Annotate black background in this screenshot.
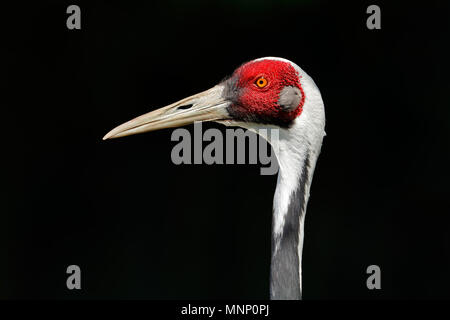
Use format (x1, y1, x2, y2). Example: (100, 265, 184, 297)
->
(2, 0, 450, 299)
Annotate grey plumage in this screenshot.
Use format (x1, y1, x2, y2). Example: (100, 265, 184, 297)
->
(270, 154, 310, 300)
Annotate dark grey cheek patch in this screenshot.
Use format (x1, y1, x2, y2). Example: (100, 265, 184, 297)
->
(221, 76, 240, 103)
(278, 86, 302, 111)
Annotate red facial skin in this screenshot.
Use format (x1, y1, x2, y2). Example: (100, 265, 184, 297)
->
(227, 60, 305, 126)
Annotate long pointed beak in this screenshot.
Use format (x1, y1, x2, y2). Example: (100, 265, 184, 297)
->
(103, 85, 230, 140)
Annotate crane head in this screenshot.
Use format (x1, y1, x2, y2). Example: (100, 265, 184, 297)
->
(224, 58, 304, 128)
(103, 57, 307, 140)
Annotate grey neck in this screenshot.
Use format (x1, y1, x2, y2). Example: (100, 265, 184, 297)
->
(270, 153, 311, 300)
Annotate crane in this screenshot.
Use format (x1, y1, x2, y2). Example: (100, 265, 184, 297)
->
(103, 57, 326, 300)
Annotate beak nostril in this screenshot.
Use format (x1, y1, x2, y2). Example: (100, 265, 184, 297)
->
(177, 104, 193, 110)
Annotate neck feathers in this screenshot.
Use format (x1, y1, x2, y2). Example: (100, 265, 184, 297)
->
(270, 122, 320, 300)
(269, 70, 325, 300)
(270, 151, 311, 300)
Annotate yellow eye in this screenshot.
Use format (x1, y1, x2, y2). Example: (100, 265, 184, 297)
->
(256, 77, 268, 88)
